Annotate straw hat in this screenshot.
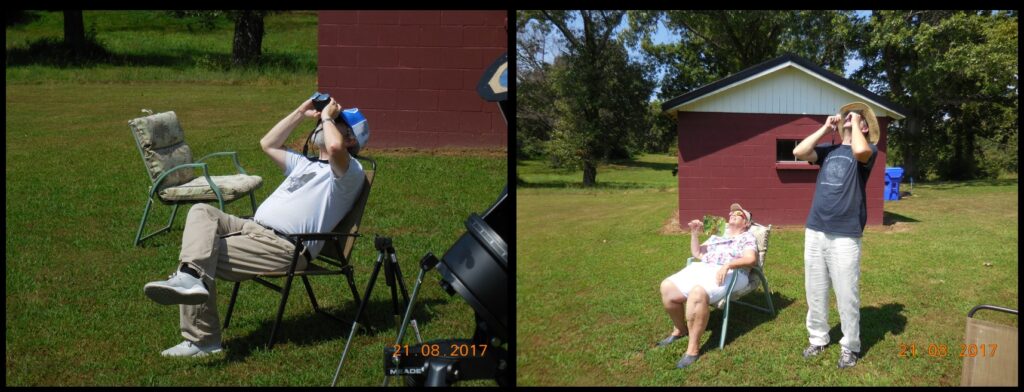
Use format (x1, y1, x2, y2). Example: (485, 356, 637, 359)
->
(838, 102, 880, 144)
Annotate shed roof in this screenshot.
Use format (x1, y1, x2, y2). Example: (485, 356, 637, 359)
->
(661, 53, 907, 120)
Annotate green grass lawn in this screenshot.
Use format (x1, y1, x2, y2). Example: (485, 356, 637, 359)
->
(6, 11, 506, 387)
(518, 153, 678, 190)
(516, 156, 1018, 386)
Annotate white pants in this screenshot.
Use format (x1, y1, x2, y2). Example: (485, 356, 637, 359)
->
(667, 261, 748, 305)
(804, 228, 861, 353)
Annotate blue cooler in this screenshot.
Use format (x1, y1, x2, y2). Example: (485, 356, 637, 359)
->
(884, 167, 904, 201)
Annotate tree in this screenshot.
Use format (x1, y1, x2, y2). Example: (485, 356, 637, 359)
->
(516, 20, 560, 160)
(63, 10, 85, 56)
(628, 10, 860, 101)
(520, 10, 655, 186)
(168, 10, 270, 67)
(230, 10, 266, 66)
(855, 10, 1017, 180)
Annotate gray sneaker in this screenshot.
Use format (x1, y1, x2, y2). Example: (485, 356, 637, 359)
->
(144, 271, 208, 305)
(838, 348, 858, 369)
(802, 344, 827, 359)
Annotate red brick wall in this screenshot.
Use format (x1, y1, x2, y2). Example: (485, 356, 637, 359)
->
(676, 112, 889, 228)
(317, 11, 507, 148)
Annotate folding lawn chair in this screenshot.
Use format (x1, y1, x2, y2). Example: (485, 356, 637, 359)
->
(960, 304, 1017, 386)
(222, 156, 376, 350)
(129, 110, 262, 246)
(685, 222, 775, 349)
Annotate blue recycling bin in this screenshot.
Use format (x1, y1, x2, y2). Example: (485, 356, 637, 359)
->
(884, 167, 904, 201)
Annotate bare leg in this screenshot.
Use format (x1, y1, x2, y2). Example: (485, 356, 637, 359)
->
(660, 279, 688, 336)
(685, 285, 710, 356)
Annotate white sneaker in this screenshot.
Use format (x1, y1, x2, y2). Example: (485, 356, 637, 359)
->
(161, 340, 222, 358)
(144, 271, 209, 305)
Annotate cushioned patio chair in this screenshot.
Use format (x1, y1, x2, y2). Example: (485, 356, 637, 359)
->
(685, 222, 775, 349)
(221, 156, 376, 350)
(130, 110, 262, 246)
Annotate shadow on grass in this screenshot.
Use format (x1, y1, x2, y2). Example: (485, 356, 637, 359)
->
(883, 211, 920, 225)
(218, 296, 447, 363)
(701, 291, 797, 351)
(827, 302, 907, 358)
(6, 37, 314, 71)
(517, 180, 661, 190)
(918, 179, 1018, 190)
(6, 10, 42, 27)
(608, 159, 678, 172)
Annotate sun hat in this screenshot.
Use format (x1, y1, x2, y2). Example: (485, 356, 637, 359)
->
(838, 102, 880, 144)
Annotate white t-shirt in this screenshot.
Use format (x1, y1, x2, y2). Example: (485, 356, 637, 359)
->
(254, 150, 365, 259)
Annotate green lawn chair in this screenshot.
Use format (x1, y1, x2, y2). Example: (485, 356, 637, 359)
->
(129, 110, 262, 246)
(685, 222, 775, 349)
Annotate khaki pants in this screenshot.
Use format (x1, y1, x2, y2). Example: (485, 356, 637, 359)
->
(177, 203, 308, 346)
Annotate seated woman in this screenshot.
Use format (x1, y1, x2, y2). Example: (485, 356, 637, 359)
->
(657, 203, 757, 369)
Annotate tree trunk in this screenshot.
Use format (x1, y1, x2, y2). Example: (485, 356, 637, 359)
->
(902, 115, 921, 181)
(232, 11, 264, 66)
(582, 160, 597, 187)
(63, 10, 85, 56)
(951, 128, 977, 180)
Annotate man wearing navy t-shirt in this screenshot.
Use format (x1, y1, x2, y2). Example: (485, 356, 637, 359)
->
(792, 102, 879, 369)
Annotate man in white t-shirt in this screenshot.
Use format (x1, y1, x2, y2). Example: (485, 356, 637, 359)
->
(141, 96, 369, 357)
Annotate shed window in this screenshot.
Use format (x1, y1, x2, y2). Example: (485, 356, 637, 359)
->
(776, 139, 802, 162)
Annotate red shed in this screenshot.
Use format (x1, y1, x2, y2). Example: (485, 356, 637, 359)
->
(317, 10, 507, 148)
(662, 54, 907, 227)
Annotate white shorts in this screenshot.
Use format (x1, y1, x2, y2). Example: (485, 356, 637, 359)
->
(667, 262, 748, 305)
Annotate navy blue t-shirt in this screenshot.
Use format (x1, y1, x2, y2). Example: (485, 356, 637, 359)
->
(805, 143, 877, 237)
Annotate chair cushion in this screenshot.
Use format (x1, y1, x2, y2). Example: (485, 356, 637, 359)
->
(158, 174, 262, 202)
(130, 111, 195, 187)
(130, 111, 186, 150)
(748, 223, 770, 268)
(146, 144, 195, 189)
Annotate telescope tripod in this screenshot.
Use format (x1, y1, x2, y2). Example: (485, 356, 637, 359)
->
(331, 235, 420, 386)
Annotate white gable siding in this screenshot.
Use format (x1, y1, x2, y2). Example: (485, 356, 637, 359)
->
(676, 64, 899, 119)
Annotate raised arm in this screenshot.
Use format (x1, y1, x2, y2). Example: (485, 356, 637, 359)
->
(261, 99, 319, 171)
(793, 114, 840, 164)
(687, 219, 707, 259)
(319, 98, 352, 177)
(848, 112, 874, 164)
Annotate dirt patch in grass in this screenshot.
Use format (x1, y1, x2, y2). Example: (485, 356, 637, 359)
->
(659, 210, 686, 235)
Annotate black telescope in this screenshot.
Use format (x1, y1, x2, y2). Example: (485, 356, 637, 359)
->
(383, 186, 510, 387)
